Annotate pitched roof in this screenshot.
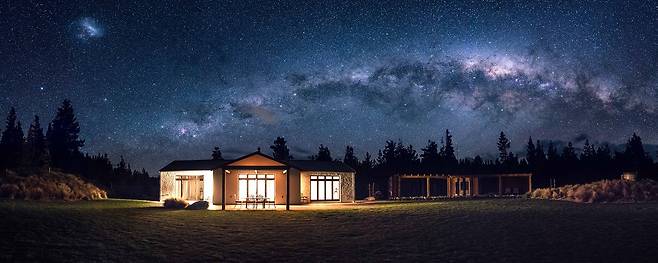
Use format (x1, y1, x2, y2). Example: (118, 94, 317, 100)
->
(160, 152, 356, 173)
(287, 160, 356, 173)
(159, 159, 229, 171)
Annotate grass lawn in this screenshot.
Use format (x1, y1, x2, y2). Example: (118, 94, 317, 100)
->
(1, 199, 658, 262)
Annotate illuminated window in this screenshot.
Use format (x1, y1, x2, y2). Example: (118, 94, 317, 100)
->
(238, 174, 275, 202)
(310, 174, 340, 201)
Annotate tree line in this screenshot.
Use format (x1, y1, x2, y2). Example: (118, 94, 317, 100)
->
(254, 131, 657, 199)
(0, 100, 158, 200)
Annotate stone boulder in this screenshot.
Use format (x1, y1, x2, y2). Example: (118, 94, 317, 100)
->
(186, 200, 209, 210)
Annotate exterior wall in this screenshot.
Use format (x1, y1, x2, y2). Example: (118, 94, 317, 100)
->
(159, 170, 213, 202)
(340, 172, 355, 202)
(299, 170, 311, 201)
(220, 169, 300, 205)
(212, 168, 222, 205)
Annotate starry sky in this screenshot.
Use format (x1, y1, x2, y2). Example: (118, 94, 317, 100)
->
(1, 1, 657, 174)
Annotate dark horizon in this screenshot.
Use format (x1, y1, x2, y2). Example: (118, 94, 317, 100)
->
(2, 1, 657, 174)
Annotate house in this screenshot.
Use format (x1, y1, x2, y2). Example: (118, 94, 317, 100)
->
(159, 151, 356, 210)
(390, 173, 532, 198)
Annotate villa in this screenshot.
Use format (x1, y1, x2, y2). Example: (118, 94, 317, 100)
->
(159, 151, 356, 210)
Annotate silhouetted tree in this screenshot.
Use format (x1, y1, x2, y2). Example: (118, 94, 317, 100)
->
(270, 136, 292, 160)
(497, 131, 510, 162)
(546, 141, 559, 161)
(0, 107, 24, 169)
(420, 140, 440, 168)
(343, 145, 359, 168)
(562, 142, 578, 163)
(441, 129, 457, 166)
(47, 99, 84, 171)
(525, 137, 536, 167)
(211, 146, 223, 160)
(360, 152, 373, 170)
(580, 140, 594, 161)
(535, 140, 546, 164)
(313, 144, 332, 161)
(24, 115, 49, 168)
(623, 133, 651, 170)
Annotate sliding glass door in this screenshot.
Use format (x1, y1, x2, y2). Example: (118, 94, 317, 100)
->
(175, 175, 204, 201)
(238, 174, 275, 201)
(310, 175, 340, 201)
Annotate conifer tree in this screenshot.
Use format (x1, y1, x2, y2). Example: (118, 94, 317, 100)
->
(343, 145, 359, 168)
(211, 146, 223, 160)
(497, 131, 511, 162)
(314, 144, 332, 161)
(47, 100, 84, 170)
(525, 136, 536, 166)
(0, 107, 24, 168)
(25, 115, 49, 168)
(420, 140, 440, 167)
(442, 129, 457, 166)
(270, 136, 291, 160)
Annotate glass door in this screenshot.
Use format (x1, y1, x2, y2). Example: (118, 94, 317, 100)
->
(310, 175, 340, 201)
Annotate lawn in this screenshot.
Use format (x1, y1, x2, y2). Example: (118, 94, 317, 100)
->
(1, 199, 658, 262)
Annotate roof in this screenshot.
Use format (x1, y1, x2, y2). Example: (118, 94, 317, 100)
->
(287, 160, 356, 173)
(160, 153, 356, 173)
(159, 159, 229, 171)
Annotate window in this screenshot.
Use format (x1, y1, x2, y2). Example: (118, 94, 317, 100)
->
(238, 174, 275, 201)
(175, 175, 204, 201)
(310, 174, 340, 201)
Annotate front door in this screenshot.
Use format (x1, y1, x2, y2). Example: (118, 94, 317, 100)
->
(310, 175, 340, 201)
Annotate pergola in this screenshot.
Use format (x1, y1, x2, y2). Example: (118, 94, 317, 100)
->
(390, 173, 532, 198)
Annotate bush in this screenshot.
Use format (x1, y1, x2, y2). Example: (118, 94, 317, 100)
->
(164, 198, 188, 209)
(530, 179, 658, 203)
(0, 170, 107, 201)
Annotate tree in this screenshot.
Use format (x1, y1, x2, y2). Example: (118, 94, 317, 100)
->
(270, 136, 291, 160)
(360, 152, 373, 170)
(47, 99, 84, 170)
(420, 140, 440, 167)
(0, 107, 24, 168)
(314, 144, 332, 161)
(546, 141, 559, 161)
(441, 129, 457, 166)
(562, 142, 578, 162)
(24, 115, 49, 168)
(211, 146, 223, 160)
(595, 144, 612, 162)
(624, 133, 650, 169)
(497, 131, 511, 162)
(581, 139, 595, 161)
(534, 140, 546, 164)
(343, 145, 359, 168)
(525, 136, 536, 166)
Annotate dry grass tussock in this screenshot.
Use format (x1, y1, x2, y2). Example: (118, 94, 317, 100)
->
(530, 179, 658, 203)
(0, 170, 107, 200)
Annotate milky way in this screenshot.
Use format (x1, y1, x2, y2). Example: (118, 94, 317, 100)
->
(1, 1, 657, 173)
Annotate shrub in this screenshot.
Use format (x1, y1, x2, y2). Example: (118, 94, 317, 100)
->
(164, 198, 188, 209)
(0, 170, 107, 201)
(530, 179, 658, 203)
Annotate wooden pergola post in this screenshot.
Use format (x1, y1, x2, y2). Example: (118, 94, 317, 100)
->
(425, 176, 431, 198)
(286, 168, 290, 211)
(446, 176, 451, 197)
(498, 175, 503, 195)
(528, 175, 532, 193)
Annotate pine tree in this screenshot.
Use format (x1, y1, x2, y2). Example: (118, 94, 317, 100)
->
(360, 152, 373, 170)
(497, 131, 511, 162)
(581, 139, 595, 161)
(546, 141, 559, 161)
(25, 115, 49, 168)
(420, 140, 440, 167)
(343, 145, 359, 168)
(211, 146, 223, 160)
(47, 99, 84, 170)
(525, 136, 536, 166)
(314, 144, 332, 161)
(534, 140, 546, 164)
(270, 136, 291, 160)
(0, 107, 24, 168)
(562, 142, 578, 162)
(624, 133, 650, 170)
(442, 129, 457, 165)
(595, 144, 612, 162)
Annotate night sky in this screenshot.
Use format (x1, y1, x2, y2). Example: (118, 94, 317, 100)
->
(1, 1, 657, 174)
